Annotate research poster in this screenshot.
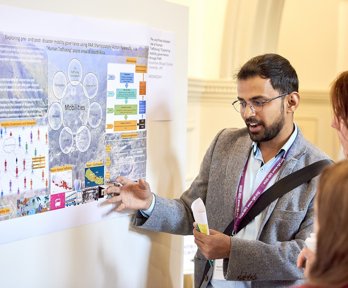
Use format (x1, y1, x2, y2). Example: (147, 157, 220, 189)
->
(0, 30, 148, 222)
(0, 5, 175, 243)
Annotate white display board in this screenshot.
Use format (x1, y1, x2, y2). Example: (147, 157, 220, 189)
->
(0, 4, 176, 244)
(0, 1, 188, 288)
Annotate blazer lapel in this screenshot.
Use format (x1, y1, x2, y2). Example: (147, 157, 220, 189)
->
(257, 131, 307, 238)
(221, 131, 251, 231)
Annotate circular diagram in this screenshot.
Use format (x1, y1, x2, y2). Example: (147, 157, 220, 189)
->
(68, 58, 83, 85)
(76, 126, 91, 152)
(83, 73, 98, 99)
(88, 102, 102, 128)
(48, 102, 63, 130)
(59, 127, 73, 154)
(49, 59, 102, 154)
(52, 71, 67, 99)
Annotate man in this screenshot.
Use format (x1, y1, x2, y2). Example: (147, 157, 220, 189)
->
(106, 54, 330, 287)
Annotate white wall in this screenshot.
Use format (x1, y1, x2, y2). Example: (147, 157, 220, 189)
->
(183, 0, 346, 168)
(278, 0, 341, 91)
(168, 0, 229, 79)
(0, 1, 188, 287)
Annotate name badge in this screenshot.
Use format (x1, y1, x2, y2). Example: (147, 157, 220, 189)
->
(212, 259, 225, 280)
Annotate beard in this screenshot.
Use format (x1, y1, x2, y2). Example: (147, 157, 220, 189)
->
(246, 111, 285, 143)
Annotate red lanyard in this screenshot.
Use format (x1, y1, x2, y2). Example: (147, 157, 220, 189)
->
(233, 149, 288, 234)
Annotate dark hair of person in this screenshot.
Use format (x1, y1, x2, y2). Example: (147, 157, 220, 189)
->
(330, 71, 348, 128)
(236, 53, 298, 94)
(308, 160, 348, 287)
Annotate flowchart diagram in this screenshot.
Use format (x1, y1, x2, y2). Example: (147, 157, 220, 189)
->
(106, 61, 147, 133)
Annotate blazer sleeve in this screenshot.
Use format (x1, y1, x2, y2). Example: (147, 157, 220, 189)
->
(131, 129, 227, 235)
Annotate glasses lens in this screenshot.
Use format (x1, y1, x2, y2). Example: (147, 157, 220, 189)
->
(232, 101, 240, 112)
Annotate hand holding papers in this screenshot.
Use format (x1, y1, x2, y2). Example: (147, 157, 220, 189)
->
(191, 198, 215, 268)
(191, 198, 209, 235)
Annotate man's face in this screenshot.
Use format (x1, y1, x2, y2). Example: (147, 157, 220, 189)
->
(236, 77, 286, 143)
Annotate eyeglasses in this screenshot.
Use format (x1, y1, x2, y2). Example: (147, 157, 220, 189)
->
(232, 93, 289, 113)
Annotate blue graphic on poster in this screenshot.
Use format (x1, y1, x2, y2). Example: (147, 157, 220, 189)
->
(85, 164, 104, 188)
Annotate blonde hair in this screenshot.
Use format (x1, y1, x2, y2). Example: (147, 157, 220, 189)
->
(308, 160, 348, 287)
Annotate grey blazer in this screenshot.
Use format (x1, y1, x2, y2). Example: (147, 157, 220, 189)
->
(133, 128, 331, 288)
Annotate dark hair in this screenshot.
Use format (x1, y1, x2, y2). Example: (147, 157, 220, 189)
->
(330, 71, 348, 128)
(308, 160, 348, 287)
(236, 53, 298, 94)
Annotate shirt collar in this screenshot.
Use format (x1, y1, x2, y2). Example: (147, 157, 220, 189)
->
(252, 124, 298, 159)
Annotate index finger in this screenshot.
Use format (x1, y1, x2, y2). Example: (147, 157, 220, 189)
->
(115, 176, 134, 186)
